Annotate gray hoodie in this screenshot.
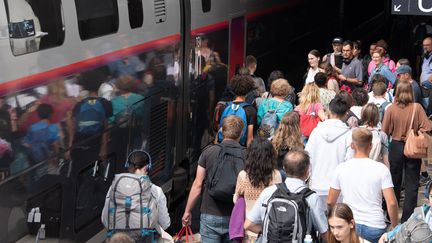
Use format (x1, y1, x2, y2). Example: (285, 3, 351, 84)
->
(305, 119, 353, 195)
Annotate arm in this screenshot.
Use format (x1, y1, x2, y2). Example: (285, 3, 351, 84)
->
(247, 125, 254, 146)
(244, 219, 262, 234)
(327, 188, 341, 212)
(382, 187, 399, 229)
(318, 108, 327, 121)
(233, 171, 244, 203)
(182, 165, 206, 226)
(157, 188, 171, 230)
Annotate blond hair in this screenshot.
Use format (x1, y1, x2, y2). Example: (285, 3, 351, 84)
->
(47, 79, 68, 103)
(270, 78, 291, 97)
(298, 83, 320, 112)
(222, 115, 244, 140)
(352, 127, 372, 149)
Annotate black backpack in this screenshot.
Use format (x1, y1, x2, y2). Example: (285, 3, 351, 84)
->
(205, 144, 245, 202)
(261, 183, 314, 242)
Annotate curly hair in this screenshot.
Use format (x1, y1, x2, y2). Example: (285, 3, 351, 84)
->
(272, 112, 304, 153)
(245, 138, 277, 187)
(230, 74, 255, 96)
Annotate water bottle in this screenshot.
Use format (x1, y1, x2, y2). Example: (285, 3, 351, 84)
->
(304, 234, 313, 243)
(38, 224, 46, 240)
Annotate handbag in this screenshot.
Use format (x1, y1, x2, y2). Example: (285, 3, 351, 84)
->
(403, 104, 430, 159)
(299, 104, 320, 137)
(173, 226, 201, 243)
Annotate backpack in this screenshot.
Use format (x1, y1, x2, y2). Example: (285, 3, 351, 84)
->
(75, 98, 106, 135)
(205, 144, 245, 202)
(376, 101, 391, 122)
(258, 100, 283, 139)
(261, 183, 314, 243)
(212, 101, 227, 133)
(299, 105, 320, 137)
(392, 210, 432, 243)
(103, 173, 158, 241)
(217, 102, 249, 146)
(115, 96, 133, 129)
(369, 129, 385, 162)
(26, 123, 52, 163)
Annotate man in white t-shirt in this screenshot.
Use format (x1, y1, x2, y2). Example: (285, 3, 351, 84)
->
(327, 128, 398, 243)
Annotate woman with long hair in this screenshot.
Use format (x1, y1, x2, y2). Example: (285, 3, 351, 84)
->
(327, 203, 370, 243)
(320, 62, 340, 94)
(305, 49, 323, 84)
(295, 83, 326, 138)
(233, 138, 282, 242)
(360, 103, 389, 167)
(382, 81, 432, 223)
(272, 112, 304, 175)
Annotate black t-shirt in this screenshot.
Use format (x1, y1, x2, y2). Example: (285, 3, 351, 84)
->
(198, 140, 245, 216)
(72, 96, 113, 142)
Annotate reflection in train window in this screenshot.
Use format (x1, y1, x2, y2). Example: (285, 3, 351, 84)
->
(4, 0, 65, 56)
(128, 0, 143, 29)
(74, 0, 119, 40)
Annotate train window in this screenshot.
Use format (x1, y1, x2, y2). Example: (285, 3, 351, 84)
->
(202, 0, 211, 12)
(74, 0, 119, 40)
(4, 0, 65, 56)
(128, 0, 143, 29)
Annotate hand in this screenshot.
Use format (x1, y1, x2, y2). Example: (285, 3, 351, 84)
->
(182, 211, 191, 226)
(338, 74, 347, 81)
(378, 233, 388, 243)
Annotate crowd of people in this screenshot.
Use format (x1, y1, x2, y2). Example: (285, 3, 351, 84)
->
(101, 36, 432, 243)
(178, 37, 432, 243)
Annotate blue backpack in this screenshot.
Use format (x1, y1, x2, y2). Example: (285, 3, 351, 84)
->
(75, 98, 106, 135)
(217, 102, 249, 146)
(26, 123, 52, 163)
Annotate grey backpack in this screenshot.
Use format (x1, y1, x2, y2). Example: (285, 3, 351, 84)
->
(393, 208, 432, 243)
(258, 100, 283, 139)
(102, 173, 159, 240)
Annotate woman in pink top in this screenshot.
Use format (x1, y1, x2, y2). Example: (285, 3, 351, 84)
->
(233, 138, 282, 242)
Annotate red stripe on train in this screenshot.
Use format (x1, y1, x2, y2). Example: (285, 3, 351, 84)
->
(0, 34, 181, 96)
(191, 21, 229, 36)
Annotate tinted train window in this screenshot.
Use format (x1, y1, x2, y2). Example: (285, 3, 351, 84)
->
(128, 0, 143, 29)
(74, 0, 119, 40)
(202, 0, 211, 12)
(4, 0, 65, 56)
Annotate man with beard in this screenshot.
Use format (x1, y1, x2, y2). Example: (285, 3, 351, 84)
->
(420, 36, 432, 116)
(338, 40, 364, 92)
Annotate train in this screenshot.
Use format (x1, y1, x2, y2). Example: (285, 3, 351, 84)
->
(0, 0, 386, 242)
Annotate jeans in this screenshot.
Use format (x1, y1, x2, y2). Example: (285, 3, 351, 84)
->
(200, 213, 232, 243)
(422, 80, 432, 115)
(389, 140, 421, 222)
(356, 224, 386, 243)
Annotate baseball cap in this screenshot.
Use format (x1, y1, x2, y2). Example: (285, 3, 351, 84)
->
(332, 37, 343, 44)
(395, 65, 412, 76)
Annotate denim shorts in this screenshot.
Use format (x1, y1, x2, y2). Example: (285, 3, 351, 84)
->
(200, 213, 232, 243)
(356, 223, 386, 243)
